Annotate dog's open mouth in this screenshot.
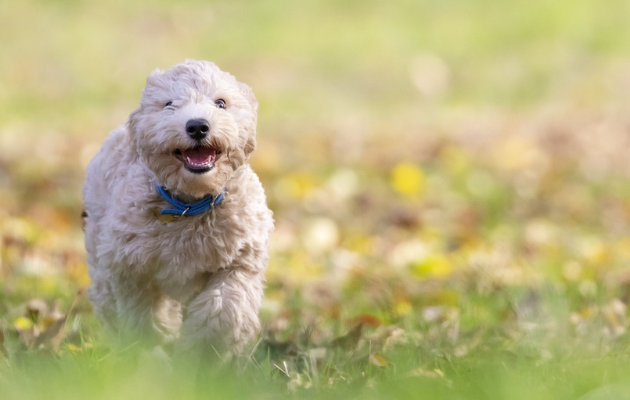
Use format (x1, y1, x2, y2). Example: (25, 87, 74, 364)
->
(173, 146, 220, 174)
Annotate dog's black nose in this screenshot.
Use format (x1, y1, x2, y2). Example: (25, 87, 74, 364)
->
(185, 119, 210, 140)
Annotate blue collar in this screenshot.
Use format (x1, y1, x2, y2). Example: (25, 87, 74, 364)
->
(155, 185, 225, 217)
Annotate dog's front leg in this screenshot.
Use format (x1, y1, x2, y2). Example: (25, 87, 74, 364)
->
(108, 274, 181, 346)
(176, 267, 264, 361)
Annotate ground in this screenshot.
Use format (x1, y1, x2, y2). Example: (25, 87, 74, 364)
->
(2, 0, 630, 398)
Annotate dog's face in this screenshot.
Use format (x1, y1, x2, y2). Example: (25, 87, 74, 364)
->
(129, 60, 258, 199)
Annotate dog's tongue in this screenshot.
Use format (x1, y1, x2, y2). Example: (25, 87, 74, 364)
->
(182, 146, 215, 166)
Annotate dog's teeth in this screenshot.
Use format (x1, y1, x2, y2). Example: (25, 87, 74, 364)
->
(185, 155, 211, 167)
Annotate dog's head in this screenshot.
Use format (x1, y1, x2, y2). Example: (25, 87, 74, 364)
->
(128, 59, 258, 199)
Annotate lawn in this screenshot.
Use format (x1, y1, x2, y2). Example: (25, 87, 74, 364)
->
(2, 0, 630, 398)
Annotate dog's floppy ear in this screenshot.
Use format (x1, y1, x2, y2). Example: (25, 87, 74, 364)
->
(237, 81, 258, 157)
(238, 81, 258, 112)
(126, 105, 147, 154)
(127, 107, 140, 134)
(146, 68, 165, 86)
(244, 129, 256, 156)
(127, 68, 164, 143)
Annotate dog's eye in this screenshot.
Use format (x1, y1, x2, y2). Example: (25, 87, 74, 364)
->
(214, 99, 226, 109)
(165, 101, 173, 108)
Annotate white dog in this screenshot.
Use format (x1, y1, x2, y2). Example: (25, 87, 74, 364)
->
(83, 60, 273, 357)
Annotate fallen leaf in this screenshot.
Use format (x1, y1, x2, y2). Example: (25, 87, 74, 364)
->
(410, 254, 453, 278)
(369, 352, 388, 367)
(391, 163, 425, 197)
(395, 299, 413, 316)
(331, 323, 363, 350)
(32, 316, 67, 352)
(13, 316, 33, 331)
(352, 314, 383, 327)
(65, 343, 82, 353)
(408, 368, 446, 379)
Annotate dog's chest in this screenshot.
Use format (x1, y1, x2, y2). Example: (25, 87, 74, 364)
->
(110, 209, 240, 279)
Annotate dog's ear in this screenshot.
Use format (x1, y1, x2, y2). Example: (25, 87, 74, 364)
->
(237, 81, 258, 112)
(127, 69, 164, 143)
(237, 82, 257, 157)
(127, 107, 143, 151)
(128, 107, 139, 132)
(244, 128, 256, 156)
(146, 68, 165, 86)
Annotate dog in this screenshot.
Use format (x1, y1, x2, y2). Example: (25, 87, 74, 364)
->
(83, 60, 273, 358)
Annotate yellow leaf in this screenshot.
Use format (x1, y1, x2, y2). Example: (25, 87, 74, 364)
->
(369, 353, 389, 367)
(65, 343, 82, 353)
(408, 368, 445, 379)
(274, 172, 318, 200)
(14, 317, 33, 330)
(410, 254, 453, 278)
(431, 290, 460, 306)
(579, 307, 595, 318)
(395, 300, 413, 316)
(391, 163, 425, 197)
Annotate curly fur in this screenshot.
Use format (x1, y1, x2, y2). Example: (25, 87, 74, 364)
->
(83, 60, 273, 356)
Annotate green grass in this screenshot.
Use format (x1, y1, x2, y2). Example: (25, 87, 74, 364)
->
(3, 0, 630, 398)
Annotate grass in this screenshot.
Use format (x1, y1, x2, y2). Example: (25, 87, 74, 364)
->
(3, 0, 630, 398)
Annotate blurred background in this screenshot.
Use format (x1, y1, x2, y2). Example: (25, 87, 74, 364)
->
(2, 0, 630, 348)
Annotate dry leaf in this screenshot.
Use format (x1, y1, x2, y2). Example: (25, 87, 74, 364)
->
(32, 316, 67, 352)
(369, 353, 388, 367)
(352, 314, 383, 327)
(330, 323, 363, 350)
(408, 368, 445, 379)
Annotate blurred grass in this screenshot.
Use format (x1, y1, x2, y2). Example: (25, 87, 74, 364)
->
(3, 0, 630, 398)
